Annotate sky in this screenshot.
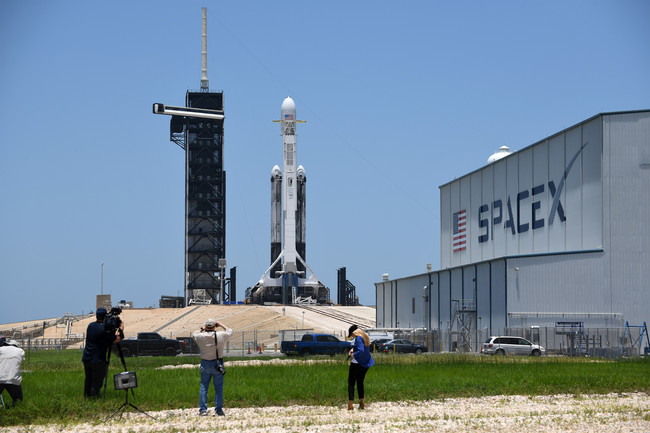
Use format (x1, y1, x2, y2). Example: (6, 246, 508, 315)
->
(1, 1, 649, 325)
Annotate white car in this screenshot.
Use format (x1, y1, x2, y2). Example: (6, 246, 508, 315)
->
(481, 336, 545, 356)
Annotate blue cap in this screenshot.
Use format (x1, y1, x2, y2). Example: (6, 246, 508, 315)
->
(96, 307, 107, 318)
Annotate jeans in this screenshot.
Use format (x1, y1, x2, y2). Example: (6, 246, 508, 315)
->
(348, 362, 369, 400)
(199, 359, 224, 412)
(0, 383, 23, 406)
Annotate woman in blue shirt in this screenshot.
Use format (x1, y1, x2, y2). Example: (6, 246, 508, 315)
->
(347, 325, 374, 410)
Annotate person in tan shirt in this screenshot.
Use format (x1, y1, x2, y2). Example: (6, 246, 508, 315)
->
(192, 318, 233, 416)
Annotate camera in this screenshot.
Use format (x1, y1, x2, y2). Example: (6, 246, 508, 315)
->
(217, 363, 226, 376)
(105, 307, 123, 337)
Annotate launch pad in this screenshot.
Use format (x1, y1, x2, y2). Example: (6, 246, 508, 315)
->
(247, 255, 330, 305)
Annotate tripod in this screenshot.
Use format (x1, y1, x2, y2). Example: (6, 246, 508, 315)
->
(103, 339, 129, 400)
(106, 388, 155, 421)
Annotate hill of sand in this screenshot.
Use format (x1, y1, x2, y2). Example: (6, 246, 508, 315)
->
(0, 305, 376, 353)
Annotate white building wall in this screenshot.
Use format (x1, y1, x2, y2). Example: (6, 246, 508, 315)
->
(379, 110, 650, 332)
(603, 112, 650, 326)
(440, 116, 604, 268)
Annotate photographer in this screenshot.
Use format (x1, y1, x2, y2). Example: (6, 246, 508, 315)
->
(81, 307, 124, 398)
(0, 337, 25, 407)
(192, 318, 233, 416)
(347, 325, 374, 410)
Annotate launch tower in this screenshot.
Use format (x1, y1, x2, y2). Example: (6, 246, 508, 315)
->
(182, 90, 226, 305)
(154, 8, 233, 305)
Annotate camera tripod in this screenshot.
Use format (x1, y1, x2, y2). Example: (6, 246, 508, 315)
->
(105, 388, 155, 421)
(103, 340, 128, 401)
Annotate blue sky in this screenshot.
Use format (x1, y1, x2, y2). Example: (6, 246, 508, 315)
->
(1, 1, 649, 325)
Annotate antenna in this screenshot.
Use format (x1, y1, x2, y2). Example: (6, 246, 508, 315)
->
(200, 7, 209, 91)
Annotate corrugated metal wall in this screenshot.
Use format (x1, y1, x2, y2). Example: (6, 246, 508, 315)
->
(603, 112, 650, 326)
(377, 111, 650, 334)
(440, 116, 604, 268)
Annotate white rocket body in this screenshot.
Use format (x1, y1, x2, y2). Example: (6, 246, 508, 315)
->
(280, 97, 298, 273)
(252, 97, 325, 304)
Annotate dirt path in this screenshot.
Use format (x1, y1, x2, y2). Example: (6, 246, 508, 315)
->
(3, 393, 648, 432)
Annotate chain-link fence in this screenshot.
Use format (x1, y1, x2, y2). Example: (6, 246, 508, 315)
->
(9, 328, 350, 357)
(10, 326, 647, 359)
(431, 326, 648, 358)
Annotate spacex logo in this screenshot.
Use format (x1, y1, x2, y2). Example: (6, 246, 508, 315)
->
(453, 142, 588, 252)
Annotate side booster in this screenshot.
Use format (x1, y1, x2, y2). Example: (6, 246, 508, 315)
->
(270, 165, 282, 279)
(247, 97, 328, 305)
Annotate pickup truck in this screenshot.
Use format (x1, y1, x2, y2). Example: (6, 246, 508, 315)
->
(114, 332, 185, 357)
(281, 333, 352, 356)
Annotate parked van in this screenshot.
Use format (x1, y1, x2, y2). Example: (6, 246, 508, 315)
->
(481, 336, 545, 356)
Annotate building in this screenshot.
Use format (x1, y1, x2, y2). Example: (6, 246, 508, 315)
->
(376, 110, 650, 352)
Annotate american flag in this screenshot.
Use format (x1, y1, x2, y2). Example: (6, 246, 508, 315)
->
(453, 209, 467, 253)
(284, 113, 294, 120)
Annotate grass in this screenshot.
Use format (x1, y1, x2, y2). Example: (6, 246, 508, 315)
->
(1, 351, 648, 427)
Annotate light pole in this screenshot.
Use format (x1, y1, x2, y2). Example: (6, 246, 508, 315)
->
(101, 262, 104, 295)
(302, 311, 305, 329)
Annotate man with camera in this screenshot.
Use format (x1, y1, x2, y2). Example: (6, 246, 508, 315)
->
(192, 318, 233, 416)
(0, 336, 25, 407)
(81, 307, 124, 398)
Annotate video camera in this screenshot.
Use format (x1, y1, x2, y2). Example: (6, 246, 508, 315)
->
(105, 307, 124, 338)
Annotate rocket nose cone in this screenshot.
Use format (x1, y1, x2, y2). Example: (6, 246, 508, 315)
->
(271, 165, 282, 178)
(281, 96, 296, 117)
(281, 96, 295, 110)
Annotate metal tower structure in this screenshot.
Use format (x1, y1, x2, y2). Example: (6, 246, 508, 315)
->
(153, 8, 231, 306)
(337, 267, 357, 306)
(449, 299, 476, 352)
(184, 90, 226, 305)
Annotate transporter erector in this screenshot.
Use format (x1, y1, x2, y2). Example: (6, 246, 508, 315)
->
(247, 97, 329, 305)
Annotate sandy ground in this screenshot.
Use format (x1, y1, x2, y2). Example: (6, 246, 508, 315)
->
(2, 393, 648, 432)
(4, 305, 378, 346)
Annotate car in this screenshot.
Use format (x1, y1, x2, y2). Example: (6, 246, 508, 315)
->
(115, 332, 185, 357)
(369, 338, 391, 352)
(378, 339, 427, 354)
(481, 336, 545, 356)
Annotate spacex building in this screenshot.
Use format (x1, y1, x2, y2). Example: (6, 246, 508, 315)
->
(376, 110, 649, 351)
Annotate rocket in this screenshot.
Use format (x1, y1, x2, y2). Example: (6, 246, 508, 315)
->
(279, 97, 299, 273)
(250, 97, 327, 305)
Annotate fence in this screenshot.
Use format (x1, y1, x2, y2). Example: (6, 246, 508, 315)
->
(180, 330, 310, 356)
(9, 329, 343, 357)
(9, 337, 84, 352)
(431, 326, 647, 358)
(9, 326, 646, 359)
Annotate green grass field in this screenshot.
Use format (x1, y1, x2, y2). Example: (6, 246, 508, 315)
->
(1, 351, 648, 427)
